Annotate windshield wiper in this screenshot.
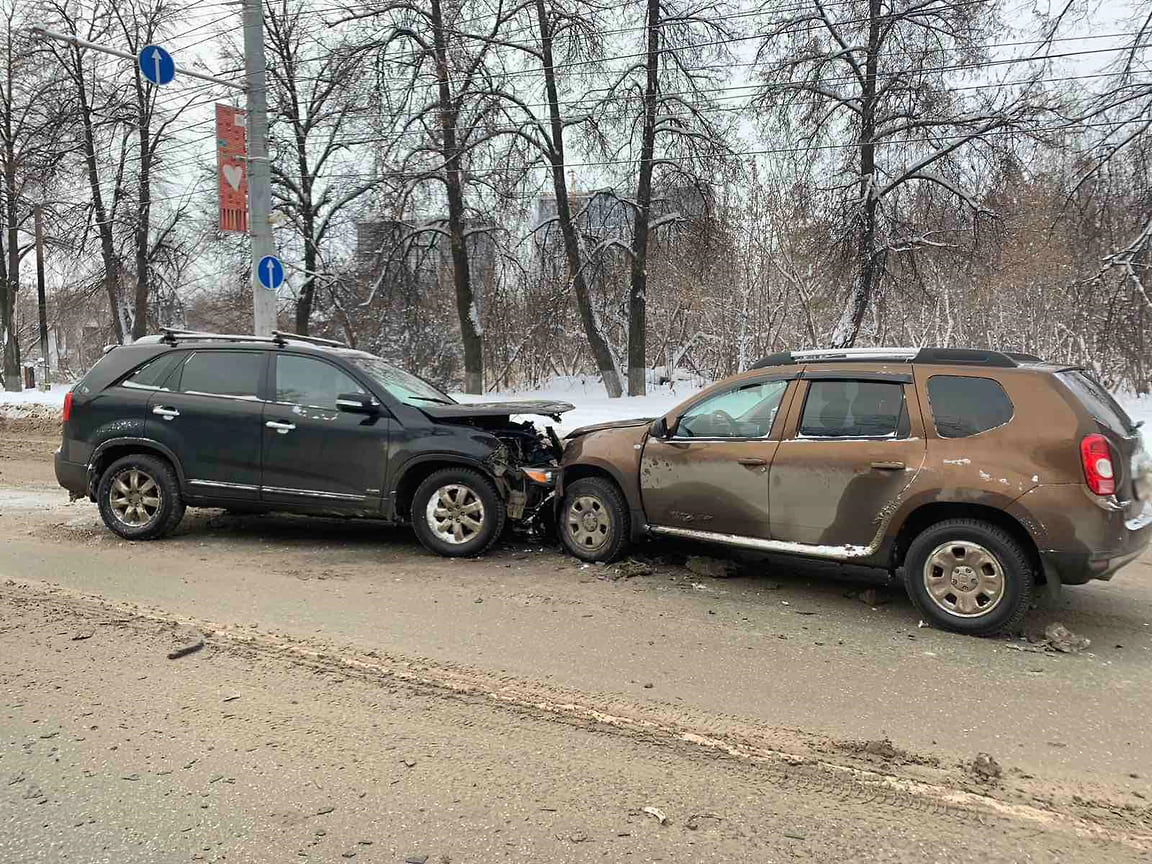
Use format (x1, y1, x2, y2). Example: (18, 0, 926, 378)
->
(409, 395, 453, 405)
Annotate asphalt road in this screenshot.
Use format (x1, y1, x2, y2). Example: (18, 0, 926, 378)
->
(1, 419, 1150, 861)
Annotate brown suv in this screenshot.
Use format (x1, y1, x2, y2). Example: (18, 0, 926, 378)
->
(556, 348, 1152, 635)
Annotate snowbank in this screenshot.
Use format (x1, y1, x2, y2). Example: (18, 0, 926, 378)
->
(0, 384, 69, 420)
(452, 373, 707, 436)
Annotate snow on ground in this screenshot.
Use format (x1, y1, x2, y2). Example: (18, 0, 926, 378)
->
(0, 384, 70, 420)
(452, 372, 708, 436)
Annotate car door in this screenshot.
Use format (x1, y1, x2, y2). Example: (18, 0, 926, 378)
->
(260, 353, 390, 511)
(144, 349, 268, 501)
(640, 377, 794, 539)
(768, 374, 927, 549)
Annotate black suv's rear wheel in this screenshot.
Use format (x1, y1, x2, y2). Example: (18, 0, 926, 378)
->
(411, 467, 506, 557)
(903, 518, 1033, 635)
(559, 477, 629, 563)
(97, 454, 185, 541)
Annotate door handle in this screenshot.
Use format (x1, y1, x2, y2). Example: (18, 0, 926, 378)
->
(871, 461, 906, 471)
(266, 420, 296, 434)
(738, 457, 768, 466)
(152, 406, 179, 420)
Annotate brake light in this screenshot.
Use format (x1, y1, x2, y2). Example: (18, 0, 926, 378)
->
(62, 391, 73, 423)
(1080, 434, 1115, 496)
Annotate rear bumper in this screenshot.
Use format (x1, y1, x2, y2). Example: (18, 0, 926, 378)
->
(1042, 517, 1151, 584)
(54, 449, 89, 498)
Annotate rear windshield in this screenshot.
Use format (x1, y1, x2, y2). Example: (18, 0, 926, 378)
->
(1057, 370, 1136, 435)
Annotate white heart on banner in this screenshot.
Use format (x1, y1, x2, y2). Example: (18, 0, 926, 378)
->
(223, 163, 243, 190)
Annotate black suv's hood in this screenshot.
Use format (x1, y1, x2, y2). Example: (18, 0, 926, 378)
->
(419, 400, 575, 421)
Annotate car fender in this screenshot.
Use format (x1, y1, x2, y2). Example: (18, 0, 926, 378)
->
(88, 437, 189, 490)
(388, 451, 505, 519)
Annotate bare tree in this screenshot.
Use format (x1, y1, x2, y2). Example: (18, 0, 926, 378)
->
(247, 0, 381, 335)
(0, 0, 66, 389)
(342, 0, 524, 393)
(753, 0, 1045, 348)
(589, 0, 735, 394)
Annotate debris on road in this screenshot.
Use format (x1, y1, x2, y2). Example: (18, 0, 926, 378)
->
(970, 752, 1002, 782)
(641, 806, 668, 825)
(1042, 622, 1091, 654)
(166, 632, 205, 660)
(615, 559, 655, 579)
(71, 631, 93, 641)
(685, 555, 738, 578)
(1012, 623, 1092, 654)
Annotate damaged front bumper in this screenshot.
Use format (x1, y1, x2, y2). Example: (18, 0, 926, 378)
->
(507, 467, 557, 522)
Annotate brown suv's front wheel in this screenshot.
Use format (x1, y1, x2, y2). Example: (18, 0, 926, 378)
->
(903, 518, 1034, 635)
(559, 477, 630, 562)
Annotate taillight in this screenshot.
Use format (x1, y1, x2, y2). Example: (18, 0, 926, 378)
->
(1080, 434, 1115, 496)
(62, 391, 73, 423)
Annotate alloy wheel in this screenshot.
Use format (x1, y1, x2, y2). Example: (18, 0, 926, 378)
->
(425, 484, 486, 545)
(108, 467, 163, 528)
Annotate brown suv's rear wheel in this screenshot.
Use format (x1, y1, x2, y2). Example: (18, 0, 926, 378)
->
(903, 518, 1034, 635)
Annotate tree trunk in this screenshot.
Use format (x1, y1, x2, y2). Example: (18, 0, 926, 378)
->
(430, 0, 482, 394)
(131, 72, 152, 341)
(830, 0, 883, 350)
(2, 148, 20, 390)
(535, 0, 622, 398)
(627, 0, 661, 396)
(71, 44, 125, 345)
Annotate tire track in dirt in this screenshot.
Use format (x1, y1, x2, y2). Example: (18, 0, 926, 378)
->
(5, 578, 1150, 853)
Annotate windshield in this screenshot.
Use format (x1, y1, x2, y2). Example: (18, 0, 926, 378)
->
(349, 356, 456, 407)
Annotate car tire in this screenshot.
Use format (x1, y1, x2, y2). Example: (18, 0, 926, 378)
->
(903, 518, 1034, 636)
(411, 467, 506, 557)
(97, 453, 185, 541)
(559, 477, 630, 563)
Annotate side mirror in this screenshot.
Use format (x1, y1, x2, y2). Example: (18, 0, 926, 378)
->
(336, 393, 380, 415)
(650, 417, 671, 439)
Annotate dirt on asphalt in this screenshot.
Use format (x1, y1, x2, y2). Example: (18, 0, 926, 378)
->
(2, 418, 1151, 862)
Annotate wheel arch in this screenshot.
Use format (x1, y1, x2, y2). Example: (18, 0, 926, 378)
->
(88, 438, 186, 497)
(559, 463, 646, 541)
(891, 501, 1043, 581)
(391, 455, 499, 522)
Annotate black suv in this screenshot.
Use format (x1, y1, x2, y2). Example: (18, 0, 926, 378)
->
(54, 330, 572, 556)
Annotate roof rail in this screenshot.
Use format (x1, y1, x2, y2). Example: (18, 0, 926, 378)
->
(750, 346, 1026, 370)
(157, 328, 348, 349)
(271, 330, 347, 348)
(159, 327, 280, 346)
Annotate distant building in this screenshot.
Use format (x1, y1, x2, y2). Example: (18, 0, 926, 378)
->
(533, 183, 713, 261)
(355, 216, 498, 314)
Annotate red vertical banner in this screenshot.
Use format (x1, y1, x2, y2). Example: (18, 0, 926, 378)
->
(216, 104, 248, 233)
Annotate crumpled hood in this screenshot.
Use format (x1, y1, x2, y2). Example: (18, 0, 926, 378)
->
(419, 400, 575, 421)
(565, 417, 655, 440)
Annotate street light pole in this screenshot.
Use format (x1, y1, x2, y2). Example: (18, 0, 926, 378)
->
(242, 0, 277, 336)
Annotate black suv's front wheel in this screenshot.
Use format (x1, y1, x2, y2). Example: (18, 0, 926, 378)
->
(96, 453, 186, 541)
(903, 518, 1034, 635)
(411, 467, 506, 557)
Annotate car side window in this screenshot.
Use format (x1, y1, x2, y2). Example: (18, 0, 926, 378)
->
(122, 353, 183, 390)
(177, 351, 264, 399)
(675, 380, 788, 439)
(799, 380, 908, 439)
(927, 375, 1014, 438)
(276, 355, 365, 410)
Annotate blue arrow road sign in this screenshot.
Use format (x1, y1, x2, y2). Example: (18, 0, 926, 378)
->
(139, 44, 175, 86)
(257, 255, 285, 291)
